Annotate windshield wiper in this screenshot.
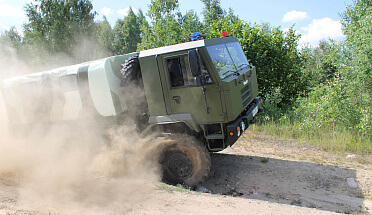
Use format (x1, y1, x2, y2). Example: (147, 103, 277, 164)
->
(221, 64, 252, 79)
(221, 70, 235, 78)
(237, 64, 253, 77)
(237, 64, 252, 71)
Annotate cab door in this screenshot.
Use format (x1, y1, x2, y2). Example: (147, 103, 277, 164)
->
(161, 50, 224, 123)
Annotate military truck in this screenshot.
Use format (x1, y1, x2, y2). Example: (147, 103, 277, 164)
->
(1, 32, 262, 187)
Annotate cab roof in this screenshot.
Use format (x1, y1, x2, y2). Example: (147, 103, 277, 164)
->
(139, 36, 239, 58)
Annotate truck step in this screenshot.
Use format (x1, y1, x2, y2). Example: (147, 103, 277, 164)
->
(205, 134, 224, 139)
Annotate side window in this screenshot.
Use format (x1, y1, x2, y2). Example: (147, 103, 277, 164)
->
(200, 55, 213, 84)
(166, 56, 186, 87)
(167, 53, 212, 88)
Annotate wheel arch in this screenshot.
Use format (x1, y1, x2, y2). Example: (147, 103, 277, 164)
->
(154, 134, 211, 187)
(141, 113, 201, 137)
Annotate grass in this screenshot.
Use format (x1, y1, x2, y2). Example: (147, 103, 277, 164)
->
(250, 120, 372, 154)
(290, 199, 302, 206)
(260, 158, 269, 163)
(264, 192, 271, 198)
(155, 184, 193, 193)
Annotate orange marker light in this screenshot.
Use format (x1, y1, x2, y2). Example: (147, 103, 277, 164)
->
(229, 132, 234, 136)
(237, 126, 241, 131)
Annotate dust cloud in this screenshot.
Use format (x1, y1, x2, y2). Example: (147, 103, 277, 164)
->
(0, 43, 161, 214)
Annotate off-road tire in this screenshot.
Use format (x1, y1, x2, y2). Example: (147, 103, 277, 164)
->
(155, 135, 211, 188)
(119, 55, 148, 128)
(120, 55, 141, 86)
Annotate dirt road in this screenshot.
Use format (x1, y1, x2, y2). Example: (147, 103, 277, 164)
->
(0, 131, 371, 215)
(201, 133, 372, 214)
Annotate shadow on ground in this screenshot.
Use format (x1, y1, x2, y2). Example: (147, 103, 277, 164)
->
(200, 153, 365, 214)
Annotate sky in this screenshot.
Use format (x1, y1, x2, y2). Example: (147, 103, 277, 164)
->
(0, 0, 354, 46)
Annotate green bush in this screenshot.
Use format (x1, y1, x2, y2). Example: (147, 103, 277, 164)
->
(358, 108, 372, 140)
(294, 77, 361, 133)
(258, 87, 284, 122)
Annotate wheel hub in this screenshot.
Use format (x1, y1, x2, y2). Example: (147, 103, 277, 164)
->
(166, 152, 193, 178)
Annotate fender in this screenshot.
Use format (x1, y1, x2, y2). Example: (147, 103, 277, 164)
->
(141, 113, 201, 137)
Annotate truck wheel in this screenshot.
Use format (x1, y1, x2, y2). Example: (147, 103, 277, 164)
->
(156, 135, 211, 188)
(120, 55, 141, 86)
(119, 55, 148, 126)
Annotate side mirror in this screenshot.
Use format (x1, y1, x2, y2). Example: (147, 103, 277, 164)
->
(188, 50, 201, 76)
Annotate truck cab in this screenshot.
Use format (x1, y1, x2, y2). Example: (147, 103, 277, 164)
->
(139, 35, 262, 152)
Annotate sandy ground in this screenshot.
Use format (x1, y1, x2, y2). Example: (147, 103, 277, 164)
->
(0, 131, 371, 215)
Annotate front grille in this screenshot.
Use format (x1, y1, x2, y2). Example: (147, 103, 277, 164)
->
(241, 84, 252, 108)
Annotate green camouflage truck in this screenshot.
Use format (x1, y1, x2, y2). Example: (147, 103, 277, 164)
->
(1, 33, 262, 187)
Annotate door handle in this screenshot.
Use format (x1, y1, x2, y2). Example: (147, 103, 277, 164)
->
(172, 96, 181, 104)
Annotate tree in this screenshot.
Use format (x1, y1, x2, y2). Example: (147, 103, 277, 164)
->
(113, 7, 141, 54)
(341, 0, 372, 138)
(96, 16, 114, 55)
(179, 10, 203, 40)
(147, 0, 180, 20)
(136, 9, 147, 37)
(23, 0, 97, 64)
(209, 8, 244, 39)
(201, 0, 224, 32)
(240, 24, 304, 107)
(0, 27, 22, 48)
(206, 8, 304, 107)
(341, 0, 372, 98)
(300, 40, 349, 93)
(0, 27, 24, 73)
(138, 0, 183, 50)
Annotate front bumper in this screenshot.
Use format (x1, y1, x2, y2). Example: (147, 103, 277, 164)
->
(225, 97, 263, 146)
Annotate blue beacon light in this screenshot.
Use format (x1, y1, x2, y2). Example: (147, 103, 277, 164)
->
(190, 32, 201, 41)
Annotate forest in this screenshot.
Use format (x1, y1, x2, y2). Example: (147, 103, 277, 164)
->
(0, 0, 371, 153)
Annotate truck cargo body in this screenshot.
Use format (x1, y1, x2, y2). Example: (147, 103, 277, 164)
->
(1, 53, 137, 135)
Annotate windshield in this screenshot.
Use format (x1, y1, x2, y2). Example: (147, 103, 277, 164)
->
(206, 42, 250, 80)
